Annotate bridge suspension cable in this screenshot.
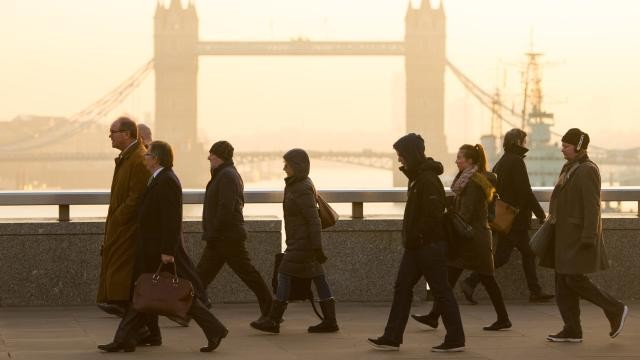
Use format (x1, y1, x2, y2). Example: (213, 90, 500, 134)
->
(0, 59, 154, 152)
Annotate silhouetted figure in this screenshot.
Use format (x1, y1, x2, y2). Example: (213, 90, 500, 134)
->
(251, 148, 339, 334)
(461, 128, 553, 304)
(196, 141, 273, 325)
(412, 144, 511, 332)
(97, 117, 149, 318)
(98, 141, 228, 353)
(368, 134, 464, 353)
(137, 123, 152, 149)
(544, 128, 628, 343)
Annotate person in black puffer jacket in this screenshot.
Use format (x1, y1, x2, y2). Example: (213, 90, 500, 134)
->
(368, 133, 465, 353)
(250, 148, 339, 334)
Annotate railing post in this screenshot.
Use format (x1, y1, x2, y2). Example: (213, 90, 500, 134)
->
(352, 202, 364, 219)
(58, 204, 70, 222)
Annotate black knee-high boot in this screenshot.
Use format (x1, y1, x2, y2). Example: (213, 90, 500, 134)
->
(308, 298, 339, 333)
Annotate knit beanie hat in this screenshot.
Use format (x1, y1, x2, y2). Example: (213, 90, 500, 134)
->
(561, 128, 590, 151)
(209, 141, 234, 161)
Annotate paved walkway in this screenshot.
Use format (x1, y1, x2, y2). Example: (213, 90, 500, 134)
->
(0, 302, 637, 359)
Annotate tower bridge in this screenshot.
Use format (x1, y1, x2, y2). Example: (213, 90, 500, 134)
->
(1, 0, 638, 190)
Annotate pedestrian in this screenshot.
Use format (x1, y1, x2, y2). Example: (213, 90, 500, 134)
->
(543, 128, 628, 343)
(412, 144, 512, 331)
(98, 141, 228, 353)
(460, 128, 554, 304)
(97, 117, 149, 317)
(367, 133, 465, 353)
(250, 148, 339, 334)
(137, 123, 152, 149)
(196, 141, 273, 325)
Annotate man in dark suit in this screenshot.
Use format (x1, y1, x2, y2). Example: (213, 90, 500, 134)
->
(196, 141, 273, 324)
(98, 141, 228, 353)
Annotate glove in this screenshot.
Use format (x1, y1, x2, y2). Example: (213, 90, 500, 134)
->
(314, 249, 328, 264)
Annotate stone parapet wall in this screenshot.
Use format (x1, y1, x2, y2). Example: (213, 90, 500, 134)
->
(0, 217, 638, 306)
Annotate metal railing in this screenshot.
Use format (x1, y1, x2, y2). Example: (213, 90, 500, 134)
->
(0, 187, 639, 222)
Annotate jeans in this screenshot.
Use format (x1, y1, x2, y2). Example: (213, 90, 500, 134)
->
(555, 272, 623, 334)
(383, 241, 465, 345)
(465, 229, 542, 294)
(276, 273, 333, 302)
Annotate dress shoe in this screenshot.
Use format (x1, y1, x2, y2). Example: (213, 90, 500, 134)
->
(97, 341, 136, 352)
(483, 319, 512, 331)
(200, 329, 228, 352)
(97, 303, 126, 318)
(166, 314, 191, 327)
(529, 291, 554, 303)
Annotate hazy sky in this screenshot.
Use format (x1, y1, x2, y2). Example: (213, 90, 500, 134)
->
(2, 0, 640, 152)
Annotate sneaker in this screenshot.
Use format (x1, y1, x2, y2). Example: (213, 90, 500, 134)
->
(546, 329, 582, 343)
(529, 291, 554, 303)
(608, 304, 629, 338)
(367, 337, 400, 351)
(411, 314, 438, 329)
(431, 342, 465, 352)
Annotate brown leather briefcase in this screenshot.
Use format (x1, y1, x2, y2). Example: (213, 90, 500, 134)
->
(132, 262, 194, 319)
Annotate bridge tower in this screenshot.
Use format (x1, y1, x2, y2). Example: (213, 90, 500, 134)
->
(154, 0, 201, 184)
(404, 1, 448, 161)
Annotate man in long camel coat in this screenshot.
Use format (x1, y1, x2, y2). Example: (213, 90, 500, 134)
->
(97, 116, 150, 317)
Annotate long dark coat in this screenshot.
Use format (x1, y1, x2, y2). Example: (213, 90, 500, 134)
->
(133, 168, 209, 304)
(98, 141, 149, 303)
(539, 157, 609, 274)
(492, 144, 546, 230)
(202, 161, 247, 243)
(449, 172, 496, 275)
(278, 149, 324, 279)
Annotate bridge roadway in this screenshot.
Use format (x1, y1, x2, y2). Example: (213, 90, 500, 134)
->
(0, 151, 397, 170)
(197, 40, 405, 56)
(0, 302, 637, 359)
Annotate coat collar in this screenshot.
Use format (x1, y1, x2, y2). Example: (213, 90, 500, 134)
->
(114, 140, 141, 166)
(505, 144, 529, 158)
(147, 167, 169, 189)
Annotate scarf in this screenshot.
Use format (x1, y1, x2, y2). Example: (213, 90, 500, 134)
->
(548, 152, 589, 222)
(451, 165, 478, 195)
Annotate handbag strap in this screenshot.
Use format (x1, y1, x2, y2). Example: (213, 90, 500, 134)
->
(153, 262, 179, 283)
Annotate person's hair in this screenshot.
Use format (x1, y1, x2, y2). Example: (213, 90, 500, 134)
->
(116, 116, 138, 139)
(137, 123, 151, 139)
(503, 128, 527, 150)
(148, 141, 173, 168)
(459, 143, 488, 172)
(209, 140, 234, 161)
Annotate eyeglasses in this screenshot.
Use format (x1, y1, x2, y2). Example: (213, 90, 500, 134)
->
(109, 129, 127, 135)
